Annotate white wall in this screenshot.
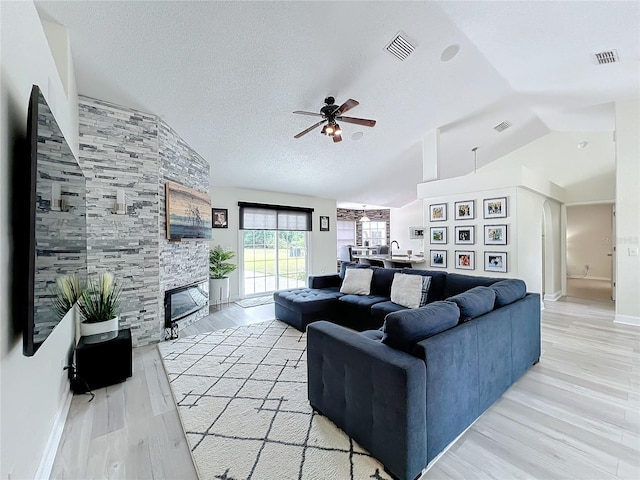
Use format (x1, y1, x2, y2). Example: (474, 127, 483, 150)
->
(477, 131, 615, 204)
(389, 200, 424, 254)
(1, 2, 78, 479)
(418, 170, 563, 299)
(542, 200, 563, 299)
(419, 186, 520, 279)
(209, 187, 337, 299)
(566, 204, 613, 280)
(614, 101, 640, 324)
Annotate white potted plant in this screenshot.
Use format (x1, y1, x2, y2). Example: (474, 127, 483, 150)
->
(51, 273, 85, 343)
(209, 245, 237, 304)
(78, 272, 122, 338)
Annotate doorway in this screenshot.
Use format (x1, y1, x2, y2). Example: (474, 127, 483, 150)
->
(565, 203, 614, 302)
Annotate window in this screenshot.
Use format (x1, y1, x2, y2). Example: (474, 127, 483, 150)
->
(239, 202, 312, 295)
(361, 221, 387, 246)
(337, 220, 356, 250)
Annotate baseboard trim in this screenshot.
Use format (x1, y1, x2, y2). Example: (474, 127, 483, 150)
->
(614, 314, 640, 327)
(35, 386, 73, 480)
(544, 291, 562, 302)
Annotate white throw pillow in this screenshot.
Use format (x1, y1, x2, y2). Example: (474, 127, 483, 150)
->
(390, 273, 432, 309)
(340, 268, 374, 295)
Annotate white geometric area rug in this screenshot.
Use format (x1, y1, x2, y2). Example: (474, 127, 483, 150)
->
(158, 320, 392, 480)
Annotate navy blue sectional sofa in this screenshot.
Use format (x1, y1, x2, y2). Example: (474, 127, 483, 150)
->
(274, 263, 541, 480)
(275, 262, 505, 332)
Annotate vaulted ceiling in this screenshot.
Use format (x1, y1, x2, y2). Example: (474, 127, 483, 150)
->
(36, 1, 639, 207)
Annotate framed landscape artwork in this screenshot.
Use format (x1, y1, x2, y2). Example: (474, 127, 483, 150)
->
(483, 197, 507, 219)
(320, 216, 330, 231)
(455, 250, 475, 270)
(430, 227, 447, 244)
(484, 224, 507, 245)
(485, 251, 507, 273)
(429, 203, 447, 222)
(166, 182, 212, 240)
(454, 200, 475, 220)
(455, 226, 475, 245)
(430, 250, 447, 268)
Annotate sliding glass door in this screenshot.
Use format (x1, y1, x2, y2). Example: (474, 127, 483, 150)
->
(242, 230, 307, 295)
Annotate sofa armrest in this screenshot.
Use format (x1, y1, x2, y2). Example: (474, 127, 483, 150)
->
(307, 321, 427, 480)
(308, 274, 342, 289)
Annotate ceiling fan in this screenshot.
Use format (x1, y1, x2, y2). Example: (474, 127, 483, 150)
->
(293, 96, 376, 143)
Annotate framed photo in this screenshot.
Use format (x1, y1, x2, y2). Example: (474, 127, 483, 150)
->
(430, 226, 447, 244)
(455, 225, 475, 245)
(454, 200, 475, 220)
(320, 216, 330, 231)
(429, 203, 447, 222)
(409, 226, 425, 239)
(484, 224, 507, 245)
(212, 208, 228, 228)
(455, 250, 475, 270)
(485, 251, 507, 273)
(430, 250, 447, 268)
(483, 197, 507, 219)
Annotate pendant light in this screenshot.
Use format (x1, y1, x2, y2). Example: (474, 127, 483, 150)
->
(359, 205, 370, 222)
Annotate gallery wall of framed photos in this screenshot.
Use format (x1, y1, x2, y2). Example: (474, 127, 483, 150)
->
(423, 187, 516, 277)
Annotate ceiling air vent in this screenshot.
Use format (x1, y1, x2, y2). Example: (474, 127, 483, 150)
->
(594, 50, 619, 64)
(494, 121, 512, 133)
(385, 31, 416, 61)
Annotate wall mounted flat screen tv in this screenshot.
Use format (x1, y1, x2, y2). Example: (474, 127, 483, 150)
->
(165, 181, 212, 240)
(23, 85, 87, 356)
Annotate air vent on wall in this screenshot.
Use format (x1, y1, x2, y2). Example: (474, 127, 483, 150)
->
(385, 31, 416, 61)
(493, 121, 512, 133)
(594, 50, 619, 64)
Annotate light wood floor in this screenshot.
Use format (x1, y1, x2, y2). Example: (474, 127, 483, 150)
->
(51, 298, 639, 479)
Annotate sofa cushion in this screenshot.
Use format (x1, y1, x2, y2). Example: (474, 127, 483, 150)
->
(382, 301, 460, 353)
(390, 273, 431, 309)
(447, 286, 496, 322)
(339, 261, 369, 280)
(444, 273, 501, 298)
(490, 279, 526, 307)
(370, 267, 403, 297)
(360, 329, 384, 342)
(274, 288, 342, 314)
(340, 268, 373, 295)
(402, 269, 447, 303)
(370, 301, 409, 325)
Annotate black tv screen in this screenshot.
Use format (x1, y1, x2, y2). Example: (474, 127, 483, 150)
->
(23, 85, 87, 356)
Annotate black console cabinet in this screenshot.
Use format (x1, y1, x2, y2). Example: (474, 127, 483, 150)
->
(75, 328, 132, 392)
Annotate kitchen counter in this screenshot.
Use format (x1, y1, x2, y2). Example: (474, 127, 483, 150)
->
(352, 254, 426, 265)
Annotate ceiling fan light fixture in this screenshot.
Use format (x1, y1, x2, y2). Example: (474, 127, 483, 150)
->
(360, 205, 370, 222)
(334, 123, 342, 135)
(325, 124, 335, 135)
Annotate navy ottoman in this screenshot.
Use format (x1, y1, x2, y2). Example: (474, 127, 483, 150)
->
(274, 288, 343, 331)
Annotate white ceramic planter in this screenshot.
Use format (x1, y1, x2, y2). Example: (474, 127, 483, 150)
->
(80, 315, 119, 338)
(209, 277, 230, 305)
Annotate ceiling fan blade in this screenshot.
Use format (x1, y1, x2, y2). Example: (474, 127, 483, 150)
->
(293, 110, 323, 117)
(332, 133, 343, 143)
(294, 119, 326, 138)
(336, 116, 376, 127)
(335, 99, 359, 115)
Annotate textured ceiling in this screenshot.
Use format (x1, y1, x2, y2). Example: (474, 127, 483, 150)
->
(35, 1, 639, 207)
